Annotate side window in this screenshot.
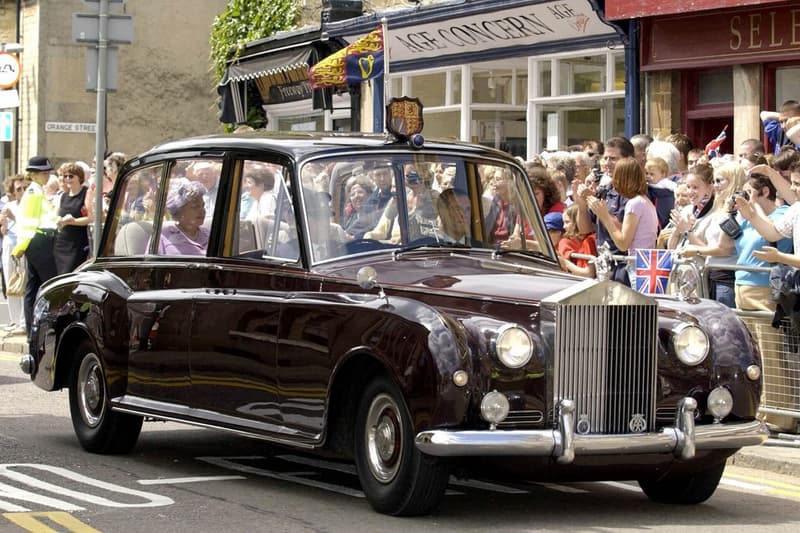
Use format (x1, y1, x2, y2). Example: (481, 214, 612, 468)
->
(230, 160, 299, 262)
(155, 159, 221, 256)
(105, 165, 162, 257)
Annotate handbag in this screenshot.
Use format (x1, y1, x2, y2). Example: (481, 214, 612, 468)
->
(6, 257, 25, 296)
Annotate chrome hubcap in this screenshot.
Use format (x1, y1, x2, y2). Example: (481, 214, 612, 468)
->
(77, 353, 105, 428)
(365, 393, 403, 483)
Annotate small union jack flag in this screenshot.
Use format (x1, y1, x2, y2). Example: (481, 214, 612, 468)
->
(634, 249, 673, 294)
(704, 125, 728, 158)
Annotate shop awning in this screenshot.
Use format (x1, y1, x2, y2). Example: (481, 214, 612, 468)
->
(226, 46, 312, 84)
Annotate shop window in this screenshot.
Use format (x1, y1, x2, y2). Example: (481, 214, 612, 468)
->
(516, 73, 528, 103)
(411, 72, 447, 107)
(424, 110, 460, 139)
(697, 69, 733, 105)
(450, 69, 462, 105)
(559, 55, 606, 95)
(537, 61, 552, 97)
(528, 49, 625, 153)
(776, 67, 800, 107)
(473, 110, 526, 157)
(614, 54, 625, 91)
(473, 69, 514, 104)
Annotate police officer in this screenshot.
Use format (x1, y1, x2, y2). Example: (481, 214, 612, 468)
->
(12, 156, 59, 338)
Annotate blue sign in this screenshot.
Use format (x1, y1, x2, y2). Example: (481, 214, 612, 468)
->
(0, 111, 13, 142)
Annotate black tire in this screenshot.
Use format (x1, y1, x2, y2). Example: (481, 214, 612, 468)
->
(68, 341, 143, 454)
(638, 461, 726, 504)
(354, 376, 450, 516)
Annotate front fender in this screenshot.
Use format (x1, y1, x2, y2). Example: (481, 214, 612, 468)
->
(31, 271, 133, 394)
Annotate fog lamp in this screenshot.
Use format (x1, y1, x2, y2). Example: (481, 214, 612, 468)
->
(746, 365, 761, 381)
(480, 390, 509, 428)
(452, 370, 468, 387)
(707, 386, 733, 420)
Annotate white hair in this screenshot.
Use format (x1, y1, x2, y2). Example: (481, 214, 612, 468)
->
(646, 140, 681, 175)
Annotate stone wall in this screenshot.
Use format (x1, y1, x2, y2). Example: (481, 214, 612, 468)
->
(12, 0, 228, 173)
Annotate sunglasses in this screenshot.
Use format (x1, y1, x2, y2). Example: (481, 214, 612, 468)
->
(61, 174, 77, 179)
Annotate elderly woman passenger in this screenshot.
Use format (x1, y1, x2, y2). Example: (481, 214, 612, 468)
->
(158, 178, 209, 255)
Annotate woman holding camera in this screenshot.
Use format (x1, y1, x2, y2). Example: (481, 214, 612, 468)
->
(665, 162, 738, 306)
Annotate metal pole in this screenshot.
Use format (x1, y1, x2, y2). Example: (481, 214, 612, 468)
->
(381, 17, 389, 132)
(93, 0, 109, 256)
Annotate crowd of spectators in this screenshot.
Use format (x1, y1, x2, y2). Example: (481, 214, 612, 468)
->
(0, 152, 126, 337)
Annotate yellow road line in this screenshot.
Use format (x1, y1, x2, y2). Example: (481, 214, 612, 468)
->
(0, 354, 20, 363)
(726, 471, 800, 491)
(3, 512, 102, 533)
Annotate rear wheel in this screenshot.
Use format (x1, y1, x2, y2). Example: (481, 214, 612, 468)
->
(354, 376, 450, 516)
(638, 462, 725, 504)
(69, 341, 142, 454)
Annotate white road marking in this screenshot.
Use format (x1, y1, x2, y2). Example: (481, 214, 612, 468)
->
(0, 481, 83, 511)
(0, 499, 30, 512)
(597, 480, 641, 492)
(196, 456, 365, 498)
(448, 478, 528, 494)
(137, 475, 245, 485)
(0, 464, 173, 509)
(530, 482, 589, 494)
(720, 478, 767, 491)
(276, 454, 357, 475)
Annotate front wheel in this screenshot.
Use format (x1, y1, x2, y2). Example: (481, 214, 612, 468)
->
(354, 376, 450, 516)
(69, 341, 142, 454)
(638, 462, 725, 504)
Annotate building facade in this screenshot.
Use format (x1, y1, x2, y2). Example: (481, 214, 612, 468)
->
(1, 0, 228, 178)
(223, 0, 632, 160)
(606, 0, 800, 153)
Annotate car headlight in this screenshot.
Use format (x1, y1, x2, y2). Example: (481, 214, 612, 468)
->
(707, 386, 733, 420)
(673, 323, 709, 366)
(492, 324, 533, 368)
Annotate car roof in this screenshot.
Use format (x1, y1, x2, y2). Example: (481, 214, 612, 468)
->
(133, 131, 515, 165)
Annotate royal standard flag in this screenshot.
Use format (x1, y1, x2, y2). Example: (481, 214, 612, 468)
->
(309, 28, 384, 88)
(634, 249, 673, 295)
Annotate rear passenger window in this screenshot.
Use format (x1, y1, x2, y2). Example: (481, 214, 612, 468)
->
(105, 165, 162, 256)
(230, 160, 300, 262)
(155, 159, 222, 256)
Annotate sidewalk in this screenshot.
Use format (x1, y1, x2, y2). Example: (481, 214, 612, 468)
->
(2, 330, 798, 476)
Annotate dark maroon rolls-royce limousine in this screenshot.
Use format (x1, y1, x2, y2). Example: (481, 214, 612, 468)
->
(20, 128, 767, 516)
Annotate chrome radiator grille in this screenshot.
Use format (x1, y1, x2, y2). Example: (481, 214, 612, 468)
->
(552, 302, 658, 434)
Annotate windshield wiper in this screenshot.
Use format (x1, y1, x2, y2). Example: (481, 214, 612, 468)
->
(490, 247, 553, 261)
(393, 240, 471, 258)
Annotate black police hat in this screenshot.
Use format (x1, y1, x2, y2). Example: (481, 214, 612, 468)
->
(26, 156, 54, 172)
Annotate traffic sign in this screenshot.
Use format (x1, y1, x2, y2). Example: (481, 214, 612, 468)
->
(0, 111, 14, 142)
(0, 53, 20, 89)
(72, 13, 134, 44)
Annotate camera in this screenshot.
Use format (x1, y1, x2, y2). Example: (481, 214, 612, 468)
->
(727, 190, 749, 214)
(720, 192, 747, 239)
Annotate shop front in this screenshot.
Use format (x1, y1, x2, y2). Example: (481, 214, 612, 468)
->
(608, 0, 800, 152)
(329, 0, 629, 158)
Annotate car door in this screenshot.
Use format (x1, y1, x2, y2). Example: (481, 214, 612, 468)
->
(188, 158, 303, 432)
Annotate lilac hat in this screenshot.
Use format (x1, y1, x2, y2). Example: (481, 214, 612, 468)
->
(166, 178, 207, 216)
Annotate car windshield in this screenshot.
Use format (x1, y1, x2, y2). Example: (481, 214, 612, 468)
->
(298, 155, 554, 263)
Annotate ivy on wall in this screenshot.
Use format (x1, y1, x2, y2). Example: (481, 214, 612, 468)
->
(210, 0, 301, 128)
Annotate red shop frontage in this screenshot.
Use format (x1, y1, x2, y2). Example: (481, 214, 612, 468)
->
(606, 0, 800, 153)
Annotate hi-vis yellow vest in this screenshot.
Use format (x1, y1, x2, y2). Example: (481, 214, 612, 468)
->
(12, 182, 58, 256)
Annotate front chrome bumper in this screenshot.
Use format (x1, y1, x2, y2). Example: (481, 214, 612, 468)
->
(415, 398, 769, 464)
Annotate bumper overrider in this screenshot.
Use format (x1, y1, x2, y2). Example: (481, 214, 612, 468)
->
(415, 398, 769, 464)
